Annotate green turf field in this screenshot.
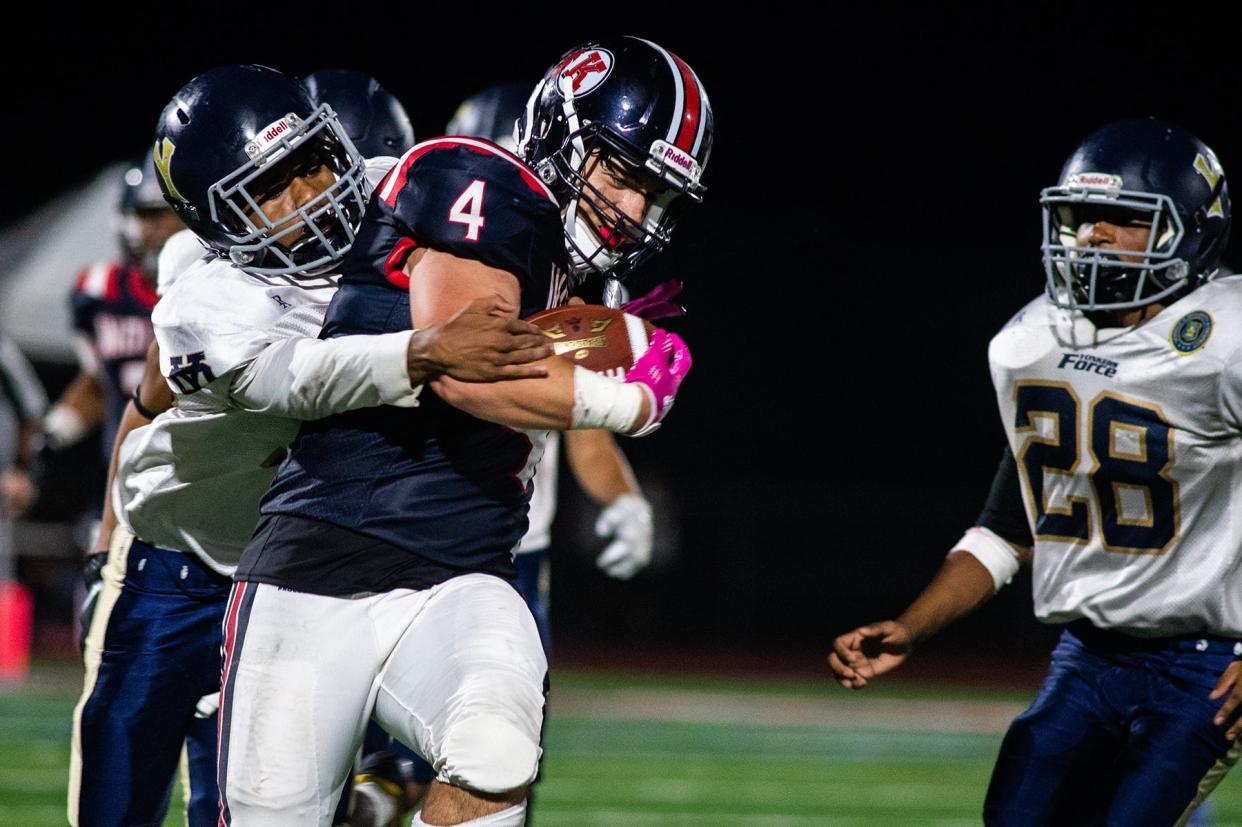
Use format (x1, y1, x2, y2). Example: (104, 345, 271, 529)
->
(4, 661, 1241, 825)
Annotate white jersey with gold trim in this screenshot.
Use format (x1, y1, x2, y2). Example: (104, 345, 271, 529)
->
(990, 276, 1242, 637)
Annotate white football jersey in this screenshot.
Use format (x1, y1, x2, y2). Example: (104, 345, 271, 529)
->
(116, 254, 334, 575)
(990, 276, 1242, 636)
(115, 158, 400, 576)
(155, 228, 208, 297)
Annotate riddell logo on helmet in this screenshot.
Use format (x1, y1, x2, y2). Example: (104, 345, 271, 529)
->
(245, 113, 304, 159)
(556, 48, 613, 97)
(650, 141, 701, 181)
(665, 148, 693, 171)
(1067, 172, 1123, 192)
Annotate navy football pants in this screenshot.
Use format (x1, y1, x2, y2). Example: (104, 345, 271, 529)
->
(984, 623, 1241, 826)
(72, 537, 229, 827)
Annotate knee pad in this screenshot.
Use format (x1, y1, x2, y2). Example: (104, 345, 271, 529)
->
(440, 716, 540, 794)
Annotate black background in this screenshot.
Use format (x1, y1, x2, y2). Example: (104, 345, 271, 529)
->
(6, 4, 1235, 667)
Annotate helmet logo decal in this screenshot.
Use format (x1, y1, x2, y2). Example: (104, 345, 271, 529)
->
(1170, 310, 1213, 354)
(650, 140, 701, 184)
(1067, 172, 1123, 195)
(244, 113, 304, 161)
(1193, 152, 1226, 219)
(152, 138, 186, 202)
(557, 49, 614, 97)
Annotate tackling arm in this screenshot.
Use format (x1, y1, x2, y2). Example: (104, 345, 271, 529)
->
(414, 249, 653, 433)
(226, 292, 553, 421)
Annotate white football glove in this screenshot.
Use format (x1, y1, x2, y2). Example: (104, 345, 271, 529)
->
(194, 691, 221, 719)
(594, 494, 653, 580)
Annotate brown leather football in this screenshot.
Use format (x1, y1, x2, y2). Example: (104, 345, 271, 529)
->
(526, 304, 655, 377)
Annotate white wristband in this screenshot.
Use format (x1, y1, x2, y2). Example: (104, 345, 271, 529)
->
(571, 366, 643, 433)
(44, 405, 89, 446)
(951, 526, 1021, 592)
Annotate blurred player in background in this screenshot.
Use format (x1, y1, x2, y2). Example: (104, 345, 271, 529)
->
(304, 68, 415, 161)
(0, 332, 44, 684)
(38, 158, 180, 472)
(71, 64, 551, 827)
(1, 330, 46, 555)
(0, 333, 45, 518)
(221, 36, 711, 826)
(830, 118, 1239, 826)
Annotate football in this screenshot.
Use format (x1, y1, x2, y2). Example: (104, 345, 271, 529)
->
(526, 304, 655, 377)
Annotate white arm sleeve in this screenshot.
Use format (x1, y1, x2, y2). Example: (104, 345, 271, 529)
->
(950, 526, 1022, 592)
(227, 331, 422, 420)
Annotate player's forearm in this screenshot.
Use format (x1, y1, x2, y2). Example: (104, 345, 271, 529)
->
(41, 373, 105, 449)
(564, 429, 640, 505)
(228, 332, 422, 420)
(895, 551, 999, 645)
(432, 358, 651, 433)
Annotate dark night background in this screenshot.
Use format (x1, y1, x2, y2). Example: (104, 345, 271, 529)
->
(4, 5, 1235, 674)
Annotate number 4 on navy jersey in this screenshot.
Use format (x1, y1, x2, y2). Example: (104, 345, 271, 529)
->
(449, 180, 487, 242)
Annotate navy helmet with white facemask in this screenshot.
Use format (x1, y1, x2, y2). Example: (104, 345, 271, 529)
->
(152, 64, 368, 282)
(1041, 117, 1231, 313)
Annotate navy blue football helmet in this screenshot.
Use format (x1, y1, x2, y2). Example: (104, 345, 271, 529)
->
(516, 36, 714, 282)
(446, 82, 530, 151)
(302, 69, 415, 159)
(152, 64, 368, 281)
(118, 154, 178, 272)
(1041, 117, 1231, 312)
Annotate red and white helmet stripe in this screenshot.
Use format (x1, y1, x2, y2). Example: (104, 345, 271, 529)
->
(638, 38, 709, 157)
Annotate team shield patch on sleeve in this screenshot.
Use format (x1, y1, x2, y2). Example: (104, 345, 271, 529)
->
(1170, 310, 1212, 354)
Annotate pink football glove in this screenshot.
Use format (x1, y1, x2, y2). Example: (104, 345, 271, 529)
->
(620, 279, 686, 321)
(624, 329, 692, 436)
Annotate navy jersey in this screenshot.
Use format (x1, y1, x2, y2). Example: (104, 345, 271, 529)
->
(247, 138, 569, 590)
(70, 262, 158, 454)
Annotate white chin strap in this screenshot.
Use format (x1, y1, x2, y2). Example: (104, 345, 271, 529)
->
(566, 212, 622, 275)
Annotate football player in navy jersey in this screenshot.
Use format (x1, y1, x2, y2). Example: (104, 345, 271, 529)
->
(224, 37, 712, 826)
(346, 83, 675, 825)
(37, 158, 181, 473)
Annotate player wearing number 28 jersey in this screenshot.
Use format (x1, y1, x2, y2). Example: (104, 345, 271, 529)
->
(993, 279, 1242, 635)
(831, 118, 1242, 826)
